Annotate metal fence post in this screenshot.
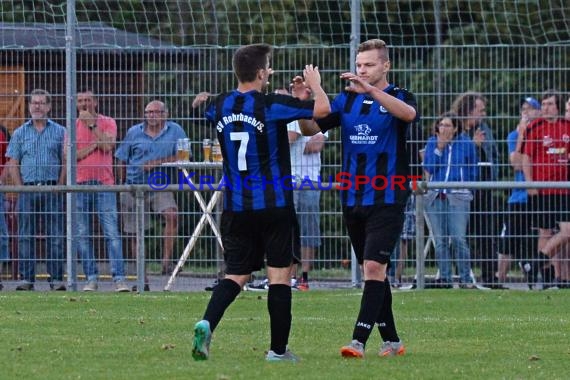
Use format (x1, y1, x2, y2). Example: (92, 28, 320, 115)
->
(135, 189, 145, 292)
(415, 192, 426, 290)
(350, 247, 361, 288)
(64, 0, 78, 291)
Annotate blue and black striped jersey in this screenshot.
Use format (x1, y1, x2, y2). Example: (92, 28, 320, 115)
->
(205, 90, 315, 211)
(317, 84, 419, 206)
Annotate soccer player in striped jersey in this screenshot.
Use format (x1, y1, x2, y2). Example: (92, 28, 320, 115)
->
(192, 43, 330, 362)
(301, 39, 419, 358)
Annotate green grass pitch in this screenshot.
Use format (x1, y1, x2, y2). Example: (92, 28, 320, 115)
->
(1, 290, 568, 379)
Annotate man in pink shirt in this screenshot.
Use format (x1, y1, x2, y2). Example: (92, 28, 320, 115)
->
(75, 90, 129, 292)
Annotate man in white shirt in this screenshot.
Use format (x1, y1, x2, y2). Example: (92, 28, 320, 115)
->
(287, 77, 327, 290)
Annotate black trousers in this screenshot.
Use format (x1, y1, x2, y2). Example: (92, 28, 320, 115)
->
(469, 190, 501, 283)
(499, 202, 537, 262)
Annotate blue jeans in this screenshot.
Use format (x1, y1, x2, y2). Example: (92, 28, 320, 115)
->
(0, 193, 9, 262)
(389, 196, 415, 278)
(293, 190, 321, 248)
(18, 191, 64, 283)
(425, 196, 472, 283)
(76, 186, 125, 282)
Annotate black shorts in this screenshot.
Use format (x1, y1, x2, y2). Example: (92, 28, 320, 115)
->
(220, 206, 299, 275)
(529, 194, 570, 230)
(343, 203, 406, 265)
(500, 202, 537, 258)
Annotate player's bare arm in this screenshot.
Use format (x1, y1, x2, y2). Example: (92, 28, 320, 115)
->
(298, 119, 321, 136)
(192, 92, 210, 109)
(302, 64, 330, 119)
(341, 72, 416, 122)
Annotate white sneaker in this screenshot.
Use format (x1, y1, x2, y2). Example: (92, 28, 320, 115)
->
(266, 349, 300, 362)
(379, 341, 406, 356)
(245, 278, 269, 291)
(115, 281, 130, 292)
(83, 281, 98, 292)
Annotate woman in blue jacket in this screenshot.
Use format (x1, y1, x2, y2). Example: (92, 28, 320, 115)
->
(423, 112, 478, 288)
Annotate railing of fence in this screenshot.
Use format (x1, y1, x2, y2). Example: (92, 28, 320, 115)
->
(1, 180, 569, 291)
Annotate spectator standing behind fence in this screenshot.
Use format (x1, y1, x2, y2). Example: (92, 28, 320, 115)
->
(390, 124, 424, 289)
(6, 89, 66, 291)
(496, 97, 541, 289)
(389, 195, 415, 289)
(302, 39, 419, 358)
(559, 95, 570, 287)
(521, 91, 570, 289)
(115, 100, 187, 291)
(423, 112, 478, 289)
(191, 44, 330, 363)
(451, 92, 503, 288)
(287, 77, 327, 291)
(0, 124, 10, 290)
(74, 90, 129, 293)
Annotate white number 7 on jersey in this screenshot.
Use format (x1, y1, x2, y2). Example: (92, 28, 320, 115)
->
(230, 131, 249, 171)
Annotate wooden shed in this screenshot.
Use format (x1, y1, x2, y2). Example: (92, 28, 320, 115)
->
(0, 22, 196, 136)
(0, 23, 198, 279)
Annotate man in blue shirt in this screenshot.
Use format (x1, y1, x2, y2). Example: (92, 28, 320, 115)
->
(191, 43, 330, 363)
(497, 97, 540, 288)
(115, 100, 187, 285)
(303, 39, 419, 358)
(6, 89, 67, 291)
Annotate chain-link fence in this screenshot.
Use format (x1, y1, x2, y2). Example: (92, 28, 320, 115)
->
(0, 1, 569, 291)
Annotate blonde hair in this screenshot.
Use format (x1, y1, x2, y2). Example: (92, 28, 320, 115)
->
(358, 39, 389, 60)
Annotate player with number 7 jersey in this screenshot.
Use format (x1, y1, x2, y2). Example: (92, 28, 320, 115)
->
(206, 92, 318, 211)
(193, 43, 330, 363)
(205, 72, 329, 212)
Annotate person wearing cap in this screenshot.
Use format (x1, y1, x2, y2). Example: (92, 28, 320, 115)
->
(495, 97, 541, 289)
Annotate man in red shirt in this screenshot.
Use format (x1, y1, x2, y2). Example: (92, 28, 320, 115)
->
(521, 90, 570, 288)
(74, 90, 129, 292)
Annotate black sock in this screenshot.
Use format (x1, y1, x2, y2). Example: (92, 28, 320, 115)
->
(353, 280, 385, 345)
(302, 272, 308, 282)
(268, 284, 292, 355)
(538, 252, 553, 285)
(377, 280, 400, 342)
(203, 279, 242, 331)
(541, 265, 554, 285)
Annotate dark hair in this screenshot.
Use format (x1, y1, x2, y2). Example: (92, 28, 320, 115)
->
(451, 91, 487, 117)
(541, 89, 565, 115)
(434, 111, 463, 134)
(357, 39, 389, 60)
(29, 89, 51, 104)
(232, 43, 272, 83)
